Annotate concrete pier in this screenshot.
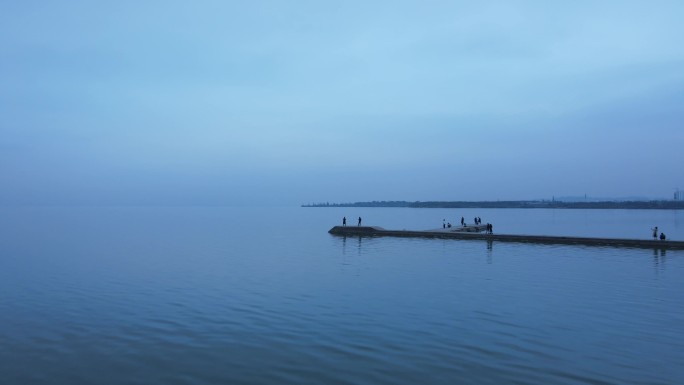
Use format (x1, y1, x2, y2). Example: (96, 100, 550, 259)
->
(328, 226, 684, 250)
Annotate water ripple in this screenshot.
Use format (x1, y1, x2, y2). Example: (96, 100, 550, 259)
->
(1, 207, 684, 385)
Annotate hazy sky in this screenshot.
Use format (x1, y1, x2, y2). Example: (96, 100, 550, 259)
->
(2, 1, 683, 205)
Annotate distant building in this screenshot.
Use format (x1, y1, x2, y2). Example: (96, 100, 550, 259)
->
(675, 189, 684, 201)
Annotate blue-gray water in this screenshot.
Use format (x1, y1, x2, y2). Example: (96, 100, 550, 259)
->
(1, 207, 683, 385)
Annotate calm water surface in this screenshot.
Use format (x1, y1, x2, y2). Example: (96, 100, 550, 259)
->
(0, 207, 683, 385)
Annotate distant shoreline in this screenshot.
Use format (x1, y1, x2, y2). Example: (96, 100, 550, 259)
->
(302, 200, 684, 210)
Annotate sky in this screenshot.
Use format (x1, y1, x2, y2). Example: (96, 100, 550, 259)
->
(1, 0, 683, 206)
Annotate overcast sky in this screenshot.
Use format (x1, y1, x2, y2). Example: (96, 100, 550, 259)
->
(2, 1, 683, 206)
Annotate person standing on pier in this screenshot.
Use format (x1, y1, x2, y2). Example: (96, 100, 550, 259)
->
(652, 226, 658, 240)
(461, 217, 464, 226)
(358, 217, 362, 226)
(342, 217, 346, 226)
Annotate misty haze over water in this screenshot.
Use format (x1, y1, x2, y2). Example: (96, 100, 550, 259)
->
(3, 1, 684, 384)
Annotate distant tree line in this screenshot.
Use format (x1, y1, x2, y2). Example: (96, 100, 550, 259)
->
(301, 200, 684, 209)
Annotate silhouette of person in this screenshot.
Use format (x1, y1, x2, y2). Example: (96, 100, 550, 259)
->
(652, 226, 658, 239)
(660, 232, 666, 240)
(342, 217, 346, 226)
(461, 217, 464, 226)
(443, 219, 446, 229)
(358, 217, 362, 226)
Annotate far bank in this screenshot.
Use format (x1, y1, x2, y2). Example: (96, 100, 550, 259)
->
(303, 200, 684, 210)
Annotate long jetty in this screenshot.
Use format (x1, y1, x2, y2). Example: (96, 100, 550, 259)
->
(328, 226, 684, 250)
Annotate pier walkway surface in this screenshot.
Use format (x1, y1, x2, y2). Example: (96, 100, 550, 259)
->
(329, 226, 684, 250)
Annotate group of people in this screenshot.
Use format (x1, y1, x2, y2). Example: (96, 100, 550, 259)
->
(457, 216, 482, 226)
(652, 226, 666, 240)
(458, 216, 483, 227)
(340, 217, 669, 241)
(341, 217, 668, 240)
(443, 216, 493, 234)
(342, 216, 362, 227)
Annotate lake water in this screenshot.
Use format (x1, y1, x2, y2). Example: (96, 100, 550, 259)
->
(1, 206, 683, 385)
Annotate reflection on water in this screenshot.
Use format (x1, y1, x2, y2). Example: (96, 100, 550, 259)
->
(652, 248, 668, 271)
(486, 240, 493, 264)
(0, 206, 683, 385)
